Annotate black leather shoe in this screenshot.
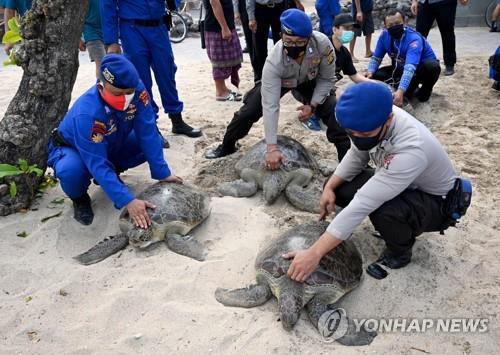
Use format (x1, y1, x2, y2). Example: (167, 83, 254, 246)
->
(376, 249, 412, 269)
(170, 115, 202, 138)
(444, 65, 455, 76)
(72, 193, 94, 226)
(204, 143, 237, 159)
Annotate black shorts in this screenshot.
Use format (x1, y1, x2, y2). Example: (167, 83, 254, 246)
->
(353, 11, 374, 36)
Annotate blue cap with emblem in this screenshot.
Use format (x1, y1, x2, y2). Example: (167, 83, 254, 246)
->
(100, 54, 140, 89)
(280, 9, 312, 38)
(336, 82, 393, 132)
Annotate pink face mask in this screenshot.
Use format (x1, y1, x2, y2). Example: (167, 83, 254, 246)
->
(99, 84, 135, 111)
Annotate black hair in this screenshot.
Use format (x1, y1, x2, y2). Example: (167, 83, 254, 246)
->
(384, 10, 405, 24)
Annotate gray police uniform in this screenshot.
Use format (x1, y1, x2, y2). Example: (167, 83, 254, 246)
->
(327, 106, 457, 254)
(217, 31, 350, 161)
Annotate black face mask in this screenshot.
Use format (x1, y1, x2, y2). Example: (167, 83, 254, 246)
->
(348, 124, 386, 151)
(284, 45, 307, 59)
(387, 24, 405, 40)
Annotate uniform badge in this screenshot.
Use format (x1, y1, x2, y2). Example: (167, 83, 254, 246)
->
(139, 90, 149, 106)
(327, 49, 334, 64)
(126, 104, 137, 120)
(410, 40, 419, 49)
(282, 25, 293, 35)
(102, 67, 115, 84)
(90, 121, 106, 143)
(383, 154, 395, 169)
(311, 56, 321, 66)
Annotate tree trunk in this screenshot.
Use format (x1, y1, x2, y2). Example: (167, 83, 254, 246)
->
(0, 0, 88, 215)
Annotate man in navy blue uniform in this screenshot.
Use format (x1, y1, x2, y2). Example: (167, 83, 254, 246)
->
(48, 55, 183, 227)
(101, 0, 202, 147)
(366, 10, 441, 107)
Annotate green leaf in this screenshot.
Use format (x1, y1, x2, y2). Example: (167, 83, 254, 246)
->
(18, 159, 28, 172)
(2, 31, 22, 45)
(9, 182, 17, 198)
(25, 296, 32, 303)
(0, 163, 22, 178)
(7, 18, 19, 33)
(41, 211, 63, 223)
(29, 166, 43, 177)
(16, 231, 28, 238)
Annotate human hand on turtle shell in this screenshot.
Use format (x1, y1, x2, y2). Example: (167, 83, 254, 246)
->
(162, 175, 184, 184)
(283, 249, 321, 283)
(127, 199, 156, 229)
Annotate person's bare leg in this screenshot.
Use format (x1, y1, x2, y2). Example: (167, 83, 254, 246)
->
(349, 37, 359, 62)
(365, 33, 373, 57)
(215, 79, 230, 98)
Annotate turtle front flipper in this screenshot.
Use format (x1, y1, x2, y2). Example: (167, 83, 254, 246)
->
(284, 169, 321, 213)
(73, 233, 129, 265)
(215, 283, 272, 308)
(166, 233, 206, 261)
(306, 298, 377, 346)
(217, 168, 259, 197)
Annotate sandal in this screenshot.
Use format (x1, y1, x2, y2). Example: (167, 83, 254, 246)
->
(216, 91, 242, 102)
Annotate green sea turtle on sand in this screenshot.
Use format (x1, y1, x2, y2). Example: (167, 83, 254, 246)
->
(74, 182, 211, 265)
(215, 221, 376, 346)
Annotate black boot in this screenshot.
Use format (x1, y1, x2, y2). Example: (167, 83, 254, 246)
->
(169, 113, 202, 138)
(204, 143, 237, 159)
(376, 248, 412, 269)
(71, 193, 94, 226)
(444, 65, 455, 76)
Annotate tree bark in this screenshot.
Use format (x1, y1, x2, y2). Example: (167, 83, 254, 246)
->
(0, 0, 88, 215)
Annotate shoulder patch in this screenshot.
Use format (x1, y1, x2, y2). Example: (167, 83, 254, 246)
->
(410, 40, 419, 49)
(327, 49, 334, 64)
(383, 154, 395, 169)
(139, 90, 149, 106)
(91, 121, 106, 143)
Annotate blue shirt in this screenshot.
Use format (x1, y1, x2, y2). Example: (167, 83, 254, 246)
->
(101, 0, 167, 45)
(56, 82, 171, 209)
(83, 0, 103, 43)
(4, 0, 32, 16)
(373, 27, 437, 69)
(351, 0, 373, 13)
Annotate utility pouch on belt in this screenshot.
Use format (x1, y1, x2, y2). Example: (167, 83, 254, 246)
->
(440, 177, 472, 234)
(50, 128, 69, 147)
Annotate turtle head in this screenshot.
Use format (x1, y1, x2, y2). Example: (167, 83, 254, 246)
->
(262, 171, 287, 204)
(278, 280, 304, 331)
(128, 224, 160, 249)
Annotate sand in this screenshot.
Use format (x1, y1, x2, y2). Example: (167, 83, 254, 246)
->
(0, 28, 499, 354)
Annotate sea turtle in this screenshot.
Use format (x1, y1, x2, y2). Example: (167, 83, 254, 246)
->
(74, 182, 211, 265)
(215, 221, 376, 346)
(217, 136, 333, 213)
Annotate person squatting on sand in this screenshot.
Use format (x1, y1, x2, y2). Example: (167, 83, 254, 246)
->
(47, 55, 183, 227)
(283, 82, 472, 281)
(101, 0, 202, 148)
(367, 10, 441, 107)
(204, 9, 351, 162)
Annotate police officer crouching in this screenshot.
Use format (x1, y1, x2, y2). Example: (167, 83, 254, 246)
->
(367, 10, 441, 107)
(48, 55, 182, 227)
(205, 9, 350, 162)
(283, 82, 472, 281)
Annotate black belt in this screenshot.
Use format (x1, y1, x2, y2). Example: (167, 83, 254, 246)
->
(256, 1, 284, 8)
(120, 18, 162, 27)
(50, 128, 69, 147)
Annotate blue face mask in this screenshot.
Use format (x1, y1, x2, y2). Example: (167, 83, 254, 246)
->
(340, 30, 354, 44)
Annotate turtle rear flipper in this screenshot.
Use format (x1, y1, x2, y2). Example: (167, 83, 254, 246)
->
(285, 169, 321, 213)
(166, 234, 206, 261)
(217, 168, 259, 197)
(73, 233, 129, 265)
(306, 298, 377, 346)
(215, 283, 272, 308)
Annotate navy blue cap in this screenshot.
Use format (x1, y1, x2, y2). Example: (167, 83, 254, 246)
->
(280, 9, 312, 38)
(336, 82, 393, 132)
(100, 54, 139, 89)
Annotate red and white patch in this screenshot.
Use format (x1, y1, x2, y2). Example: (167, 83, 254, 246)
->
(383, 154, 395, 169)
(410, 40, 419, 49)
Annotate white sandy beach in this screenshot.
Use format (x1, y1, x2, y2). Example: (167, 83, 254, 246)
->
(0, 25, 499, 354)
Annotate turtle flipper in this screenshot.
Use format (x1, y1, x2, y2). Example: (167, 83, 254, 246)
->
(317, 159, 338, 177)
(166, 233, 206, 261)
(217, 168, 259, 197)
(285, 169, 321, 213)
(306, 298, 377, 346)
(73, 233, 129, 265)
(215, 283, 272, 308)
